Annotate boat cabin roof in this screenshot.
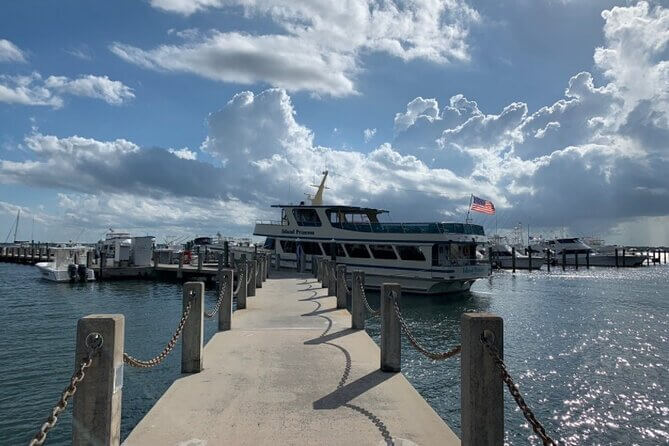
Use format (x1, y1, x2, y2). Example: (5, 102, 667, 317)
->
(271, 204, 389, 214)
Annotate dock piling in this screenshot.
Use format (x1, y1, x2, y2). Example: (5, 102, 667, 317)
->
(177, 252, 184, 279)
(546, 249, 551, 272)
(562, 251, 566, 271)
(622, 249, 626, 267)
(574, 252, 579, 270)
(197, 247, 203, 272)
(351, 271, 365, 329)
(181, 282, 204, 374)
(247, 260, 256, 297)
(615, 248, 619, 267)
(461, 313, 503, 446)
(218, 268, 233, 331)
(511, 247, 516, 273)
(72, 314, 124, 446)
(380, 283, 401, 373)
(528, 247, 532, 271)
(586, 251, 590, 269)
(336, 265, 347, 309)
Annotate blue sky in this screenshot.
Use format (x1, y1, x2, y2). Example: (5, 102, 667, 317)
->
(0, 0, 667, 245)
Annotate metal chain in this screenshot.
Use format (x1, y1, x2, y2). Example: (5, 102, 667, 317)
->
(393, 299, 461, 361)
(233, 275, 243, 296)
(29, 333, 103, 446)
(358, 276, 380, 316)
(480, 334, 558, 446)
(123, 293, 194, 368)
(205, 280, 227, 318)
(246, 266, 253, 285)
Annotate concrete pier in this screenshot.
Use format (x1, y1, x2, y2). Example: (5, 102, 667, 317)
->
(124, 271, 458, 446)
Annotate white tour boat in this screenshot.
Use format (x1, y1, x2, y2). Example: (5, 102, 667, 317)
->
(253, 172, 490, 294)
(35, 247, 95, 282)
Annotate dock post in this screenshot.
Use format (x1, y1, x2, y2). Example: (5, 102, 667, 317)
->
(218, 267, 233, 331)
(46, 246, 50, 262)
(236, 261, 247, 309)
(586, 251, 590, 269)
(181, 282, 204, 373)
(177, 252, 184, 279)
(328, 261, 337, 297)
(380, 283, 401, 372)
(275, 253, 281, 271)
(197, 246, 203, 272)
(562, 251, 566, 271)
(87, 250, 93, 268)
(488, 247, 493, 273)
(317, 258, 324, 283)
(622, 249, 626, 267)
(461, 313, 503, 446)
(99, 252, 106, 281)
(528, 248, 532, 271)
(546, 249, 551, 272)
(72, 314, 124, 446)
(247, 260, 256, 297)
(615, 248, 619, 267)
(255, 259, 262, 288)
(312, 256, 317, 278)
(574, 252, 579, 270)
(351, 271, 365, 329)
(336, 265, 347, 309)
(322, 260, 330, 289)
(223, 241, 230, 267)
(511, 246, 516, 273)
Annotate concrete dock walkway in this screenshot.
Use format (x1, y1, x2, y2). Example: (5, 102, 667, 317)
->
(123, 270, 459, 446)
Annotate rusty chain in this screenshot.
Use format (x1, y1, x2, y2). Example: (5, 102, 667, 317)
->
(480, 334, 558, 446)
(205, 280, 228, 318)
(123, 292, 194, 368)
(29, 332, 103, 446)
(357, 275, 380, 316)
(392, 298, 461, 361)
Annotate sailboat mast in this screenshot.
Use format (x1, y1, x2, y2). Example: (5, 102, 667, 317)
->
(13, 209, 20, 243)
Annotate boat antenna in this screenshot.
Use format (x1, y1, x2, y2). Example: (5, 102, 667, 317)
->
(464, 194, 473, 224)
(310, 171, 329, 205)
(31, 216, 35, 242)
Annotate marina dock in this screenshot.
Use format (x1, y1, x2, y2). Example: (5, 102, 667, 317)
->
(124, 270, 459, 445)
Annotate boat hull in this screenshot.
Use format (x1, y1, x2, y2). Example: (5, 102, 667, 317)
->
(558, 254, 646, 267)
(493, 257, 543, 270)
(36, 262, 95, 282)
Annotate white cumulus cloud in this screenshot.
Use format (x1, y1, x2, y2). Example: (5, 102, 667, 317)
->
(0, 39, 26, 63)
(363, 128, 376, 142)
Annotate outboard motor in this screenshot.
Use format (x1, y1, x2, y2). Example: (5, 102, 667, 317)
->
(68, 264, 78, 282)
(77, 264, 88, 282)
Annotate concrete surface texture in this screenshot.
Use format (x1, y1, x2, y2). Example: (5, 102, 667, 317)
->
(123, 270, 459, 446)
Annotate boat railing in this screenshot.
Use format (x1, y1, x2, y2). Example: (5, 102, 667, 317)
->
(330, 222, 485, 235)
(255, 220, 284, 225)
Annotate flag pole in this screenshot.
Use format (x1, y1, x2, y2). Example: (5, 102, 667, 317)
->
(465, 194, 473, 224)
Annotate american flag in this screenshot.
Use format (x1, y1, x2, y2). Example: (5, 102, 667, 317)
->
(470, 195, 495, 215)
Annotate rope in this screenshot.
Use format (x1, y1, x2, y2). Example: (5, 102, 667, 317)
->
(123, 294, 194, 368)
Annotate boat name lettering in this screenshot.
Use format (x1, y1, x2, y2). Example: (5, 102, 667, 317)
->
(281, 229, 315, 236)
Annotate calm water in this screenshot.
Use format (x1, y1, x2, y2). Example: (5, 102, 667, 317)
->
(0, 263, 667, 445)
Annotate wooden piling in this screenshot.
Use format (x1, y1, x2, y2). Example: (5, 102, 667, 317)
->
(461, 313, 503, 446)
(622, 249, 626, 267)
(197, 246, 203, 271)
(586, 251, 590, 269)
(511, 246, 516, 273)
(380, 283, 401, 373)
(562, 251, 566, 271)
(351, 271, 365, 330)
(615, 248, 619, 267)
(546, 249, 551, 272)
(177, 252, 184, 279)
(72, 314, 124, 446)
(528, 247, 532, 271)
(181, 282, 204, 373)
(574, 252, 579, 270)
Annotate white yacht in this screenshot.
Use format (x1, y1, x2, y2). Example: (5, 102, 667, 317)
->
(490, 244, 543, 270)
(35, 247, 95, 282)
(253, 172, 490, 294)
(548, 238, 646, 267)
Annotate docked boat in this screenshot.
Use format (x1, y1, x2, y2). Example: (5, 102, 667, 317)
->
(253, 172, 490, 294)
(549, 238, 646, 267)
(490, 244, 543, 270)
(35, 247, 95, 282)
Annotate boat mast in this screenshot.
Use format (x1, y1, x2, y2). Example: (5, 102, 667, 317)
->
(13, 209, 20, 243)
(310, 171, 329, 205)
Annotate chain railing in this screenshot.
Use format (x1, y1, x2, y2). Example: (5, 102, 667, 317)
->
(205, 280, 227, 318)
(392, 299, 461, 361)
(123, 292, 195, 368)
(357, 276, 380, 316)
(29, 332, 103, 446)
(481, 334, 558, 446)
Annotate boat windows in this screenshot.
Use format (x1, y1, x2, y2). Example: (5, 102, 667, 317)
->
(344, 243, 371, 258)
(301, 241, 323, 255)
(292, 208, 322, 227)
(280, 240, 296, 253)
(263, 238, 275, 250)
(369, 244, 397, 260)
(396, 245, 426, 261)
(321, 242, 346, 257)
